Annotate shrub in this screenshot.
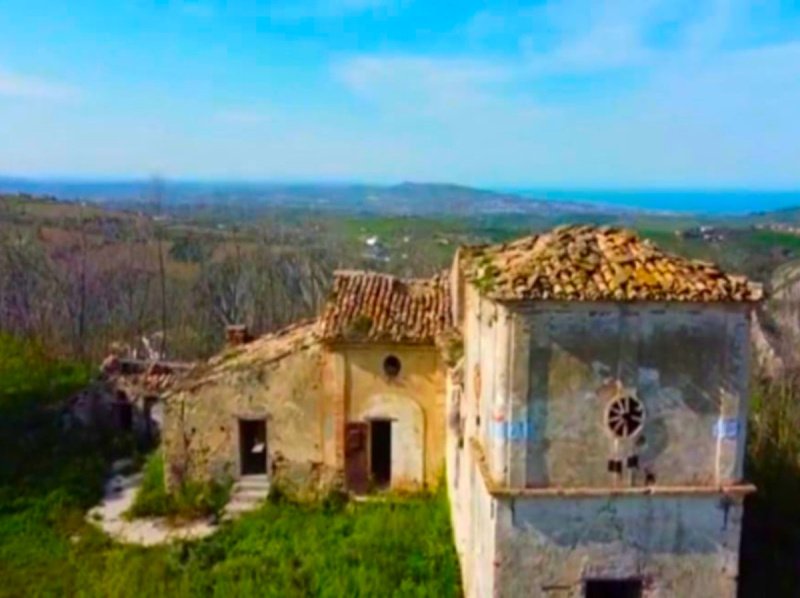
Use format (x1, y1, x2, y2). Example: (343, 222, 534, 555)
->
(740, 372, 800, 596)
(127, 453, 230, 522)
(125, 453, 172, 518)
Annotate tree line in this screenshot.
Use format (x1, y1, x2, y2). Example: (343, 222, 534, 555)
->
(0, 198, 345, 362)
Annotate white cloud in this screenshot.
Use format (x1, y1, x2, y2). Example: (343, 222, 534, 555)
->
(0, 69, 80, 101)
(333, 54, 529, 122)
(326, 1, 800, 187)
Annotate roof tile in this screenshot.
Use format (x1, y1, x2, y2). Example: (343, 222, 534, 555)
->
(319, 270, 452, 344)
(461, 225, 763, 303)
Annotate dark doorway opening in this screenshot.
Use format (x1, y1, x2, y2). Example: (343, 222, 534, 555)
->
(370, 419, 391, 488)
(585, 579, 643, 598)
(239, 419, 267, 475)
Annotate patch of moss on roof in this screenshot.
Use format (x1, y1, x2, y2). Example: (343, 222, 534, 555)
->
(461, 224, 763, 303)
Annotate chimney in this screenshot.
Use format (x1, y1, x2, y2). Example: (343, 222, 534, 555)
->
(225, 324, 251, 347)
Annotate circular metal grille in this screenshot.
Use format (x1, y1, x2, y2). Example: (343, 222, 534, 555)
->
(606, 395, 644, 438)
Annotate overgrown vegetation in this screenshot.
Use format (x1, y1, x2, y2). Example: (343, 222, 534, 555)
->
(126, 453, 230, 522)
(740, 373, 800, 596)
(0, 334, 461, 597)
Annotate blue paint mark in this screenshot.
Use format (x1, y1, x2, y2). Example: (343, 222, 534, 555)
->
(492, 421, 533, 441)
(713, 419, 739, 440)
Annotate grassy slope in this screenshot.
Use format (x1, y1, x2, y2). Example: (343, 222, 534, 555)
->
(0, 335, 460, 598)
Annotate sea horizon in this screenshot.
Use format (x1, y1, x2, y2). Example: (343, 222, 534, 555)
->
(1, 176, 799, 215)
(510, 188, 800, 215)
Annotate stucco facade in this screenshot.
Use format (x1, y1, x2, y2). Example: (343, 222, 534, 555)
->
(162, 325, 338, 493)
(162, 284, 449, 495)
(334, 343, 447, 488)
(448, 225, 759, 597)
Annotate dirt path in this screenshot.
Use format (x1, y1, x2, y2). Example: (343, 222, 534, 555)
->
(87, 465, 218, 546)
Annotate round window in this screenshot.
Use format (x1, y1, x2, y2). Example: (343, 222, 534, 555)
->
(383, 355, 401, 378)
(606, 395, 645, 439)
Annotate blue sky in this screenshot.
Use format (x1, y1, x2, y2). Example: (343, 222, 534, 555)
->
(0, 0, 799, 188)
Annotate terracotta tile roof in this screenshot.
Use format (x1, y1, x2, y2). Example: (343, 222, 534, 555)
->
(461, 224, 763, 303)
(319, 270, 452, 344)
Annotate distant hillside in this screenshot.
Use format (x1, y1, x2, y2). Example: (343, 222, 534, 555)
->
(741, 204, 800, 226)
(0, 178, 625, 217)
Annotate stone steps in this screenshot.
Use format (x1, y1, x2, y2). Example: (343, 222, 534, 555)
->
(223, 475, 270, 520)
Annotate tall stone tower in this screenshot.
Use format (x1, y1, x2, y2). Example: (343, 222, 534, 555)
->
(447, 225, 761, 597)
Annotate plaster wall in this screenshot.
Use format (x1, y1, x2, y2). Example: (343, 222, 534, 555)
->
(162, 343, 336, 492)
(498, 302, 751, 488)
(450, 291, 753, 598)
(339, 344, 446, 489)
(461, 285, 514, 483)
(450, 285, 507, 597)
(493, 493, 743, 598)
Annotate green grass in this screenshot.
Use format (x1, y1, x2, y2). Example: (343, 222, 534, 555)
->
(126, 453, 231, 523)
(0, 334, 461, 597)
(748, 229, 800, 251)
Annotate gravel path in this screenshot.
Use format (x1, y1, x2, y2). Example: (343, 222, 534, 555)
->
(87, 465, 218, 546)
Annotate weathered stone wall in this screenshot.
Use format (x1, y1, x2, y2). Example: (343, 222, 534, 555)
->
(449, 291, 753, 597)
(162, 338, 447, 494)
(340, 343, 446, 489)
(162, 342, 338, 493)
(494, 493, 743, 597)
(460, 285, 514, 485)
(449, 285, 504, 596)
(499, 302, 751, 488)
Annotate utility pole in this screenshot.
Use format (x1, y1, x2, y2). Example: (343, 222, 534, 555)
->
(151, 176, 168, 359)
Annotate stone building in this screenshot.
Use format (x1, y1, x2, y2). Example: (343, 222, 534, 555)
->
(162, 225, 762, 597)
(66, 356, 190, 441)
(448, 226, 761, 597)
(162, 270, 451, 495)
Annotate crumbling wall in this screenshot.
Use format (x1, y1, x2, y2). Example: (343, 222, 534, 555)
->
(162, 342, 338, 494)
(458, 286, 515, 485)
(450, 293, 753, 597)
(448, 285, 505, 596)
(494, 493, 743, 597)
(497, 302, 751, 488)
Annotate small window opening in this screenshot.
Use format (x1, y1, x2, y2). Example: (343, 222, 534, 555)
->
(626, 455, 639, 469)
(585, 579, 643, 598)
(383, 355, 401, 378)
(606, 395, 645, 439)
(607, 459, 622, 474)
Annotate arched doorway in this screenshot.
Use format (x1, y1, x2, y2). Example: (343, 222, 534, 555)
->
(348, 394, 425, 491)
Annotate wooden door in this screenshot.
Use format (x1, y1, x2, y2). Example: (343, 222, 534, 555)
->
(345, 422, 369, 494)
